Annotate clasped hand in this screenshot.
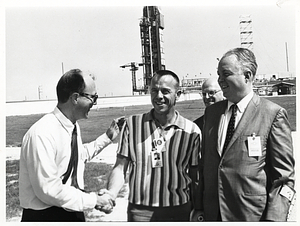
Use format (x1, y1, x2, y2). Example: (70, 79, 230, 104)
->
(95, 189, 116, 214)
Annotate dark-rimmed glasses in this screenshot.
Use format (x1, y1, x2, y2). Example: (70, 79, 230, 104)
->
(79, 93, 98, 105)
(201, 90, 221, 97)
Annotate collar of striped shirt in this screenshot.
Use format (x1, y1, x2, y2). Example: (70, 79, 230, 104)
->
(144, 109, 186, 130)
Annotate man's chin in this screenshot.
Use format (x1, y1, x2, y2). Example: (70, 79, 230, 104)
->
(154, 107, 167, 115)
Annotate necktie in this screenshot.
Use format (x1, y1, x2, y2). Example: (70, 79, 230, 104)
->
(222, 104, 237, 153)
(62, 125, 79, 188)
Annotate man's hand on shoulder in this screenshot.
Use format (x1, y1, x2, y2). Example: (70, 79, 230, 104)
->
(106, 116, 125, 141)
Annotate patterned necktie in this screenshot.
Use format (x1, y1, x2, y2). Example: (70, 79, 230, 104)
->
(62, 125, 79, 188)
(222, 104, 237, 153)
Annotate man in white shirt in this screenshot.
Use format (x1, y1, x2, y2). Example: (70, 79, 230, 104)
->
(19, 69, 123, 222)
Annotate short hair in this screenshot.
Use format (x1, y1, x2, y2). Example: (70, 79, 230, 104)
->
(56, 69, 85, 103)
(152, 70, 180, 88)
(221, 48, 258, 76)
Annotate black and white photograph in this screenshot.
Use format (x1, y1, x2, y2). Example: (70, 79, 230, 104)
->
(1, 0, 298, 224)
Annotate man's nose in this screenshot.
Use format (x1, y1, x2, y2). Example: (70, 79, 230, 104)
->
(157, 90, 163, 98)
(203, 93, 210, 98)
(218, 76, 224, 84)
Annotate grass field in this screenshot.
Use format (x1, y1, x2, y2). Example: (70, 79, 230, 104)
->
(6, 159, 128, 221)
(5, 95, 296, 221)
(6, 95, 296, 146)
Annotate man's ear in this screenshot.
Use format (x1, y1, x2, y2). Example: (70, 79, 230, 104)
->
(244, 71, 253, 83)
(70, 93, 79, 104)
(176, 90, 182, 101)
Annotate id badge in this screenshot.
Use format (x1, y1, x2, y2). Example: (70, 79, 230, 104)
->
(280, 185, 295, 202)
(247, 134, 262, 156)
(151, 150, 163, 168)
(153, 137, 165, 152)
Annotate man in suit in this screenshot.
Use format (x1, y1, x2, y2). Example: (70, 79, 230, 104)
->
(192, 48, 295, 221)
(194, 76, 224, 131)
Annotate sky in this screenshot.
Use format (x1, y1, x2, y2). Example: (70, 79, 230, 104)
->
(4, 0, 298, 101)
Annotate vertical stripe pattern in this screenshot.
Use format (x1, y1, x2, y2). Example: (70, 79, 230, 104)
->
(117, 110, 201, 207)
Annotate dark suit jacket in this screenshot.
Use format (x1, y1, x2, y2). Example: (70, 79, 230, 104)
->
(198, 94, 295, 221)
(194, 115, 204, 132)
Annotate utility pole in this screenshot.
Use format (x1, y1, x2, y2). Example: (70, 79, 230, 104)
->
(38, 85, 43, 100)
(285, 42, 289, 72)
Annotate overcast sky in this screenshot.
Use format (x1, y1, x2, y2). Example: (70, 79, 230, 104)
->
(4, 0, 297, 101)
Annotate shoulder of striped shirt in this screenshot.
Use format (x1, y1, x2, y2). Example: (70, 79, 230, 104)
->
(177, 115, 201, 134)
(128, 112, 149, 120)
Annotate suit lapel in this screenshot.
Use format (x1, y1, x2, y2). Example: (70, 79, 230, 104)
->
(215, 101, 228, 156)
(222, 94, 260, 157)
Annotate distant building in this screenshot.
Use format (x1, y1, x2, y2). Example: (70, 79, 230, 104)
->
(255, 72, 294, 80)
(180, 74, 296, 96)
(254, 77, 296, 96)
(272, 81, 296, 95)
(181, 77, 206, 92)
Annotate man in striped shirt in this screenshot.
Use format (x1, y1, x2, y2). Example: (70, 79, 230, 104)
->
(99, 70, 201, 221)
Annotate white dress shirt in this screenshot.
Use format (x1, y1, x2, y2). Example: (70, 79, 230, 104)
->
(219, 91, 254, 155)
(19, 107, 112, 211)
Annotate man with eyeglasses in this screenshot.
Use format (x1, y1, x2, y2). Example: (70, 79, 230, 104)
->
(80, 92, 99, 105)
(194, 77, 224, 131)
(19, 69, 124, 222)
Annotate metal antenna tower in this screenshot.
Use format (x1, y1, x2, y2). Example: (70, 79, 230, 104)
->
(239, 15, 253, 50)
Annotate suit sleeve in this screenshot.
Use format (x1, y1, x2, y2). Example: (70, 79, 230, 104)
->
(264, 108, 295, 221)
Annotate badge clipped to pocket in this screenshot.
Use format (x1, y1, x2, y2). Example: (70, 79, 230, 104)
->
(247, 133, 262, 157)
(151, 137, 165, 168)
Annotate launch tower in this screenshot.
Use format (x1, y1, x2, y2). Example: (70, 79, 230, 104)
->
(139, 6, 166, 92)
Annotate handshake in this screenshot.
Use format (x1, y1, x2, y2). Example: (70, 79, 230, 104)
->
(95, 189, 116, 214)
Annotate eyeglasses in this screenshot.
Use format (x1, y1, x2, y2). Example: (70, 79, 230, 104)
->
(79, 93, 98, 105)
(201, 90, 221, 97)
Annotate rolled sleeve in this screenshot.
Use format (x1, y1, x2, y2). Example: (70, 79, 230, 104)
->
(83, 133, 112, 162)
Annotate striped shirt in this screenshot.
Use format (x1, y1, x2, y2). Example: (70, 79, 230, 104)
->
(117, 109, 201, 207)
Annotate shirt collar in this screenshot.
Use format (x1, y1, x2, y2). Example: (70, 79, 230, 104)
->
(145, 109, 185, 130)
(227, 90, 254, 113)
(53, 106, 76, 135)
